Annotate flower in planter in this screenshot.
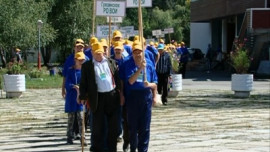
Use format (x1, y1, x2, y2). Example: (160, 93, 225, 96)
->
(230, 38, 252, 74)
(168, 49, 182, 74)
(7, 61, 27, 75)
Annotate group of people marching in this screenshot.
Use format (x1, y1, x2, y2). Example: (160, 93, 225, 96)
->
(62, 30, 189, 152)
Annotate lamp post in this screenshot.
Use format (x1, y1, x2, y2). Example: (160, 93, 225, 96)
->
(37, 20, 43, 70)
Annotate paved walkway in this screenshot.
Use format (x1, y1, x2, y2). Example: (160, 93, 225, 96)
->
(0, 71, 269, 152)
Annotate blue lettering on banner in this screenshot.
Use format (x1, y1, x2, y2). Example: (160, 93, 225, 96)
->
(103, 8, 118, 14)
(133, 0, 145, 5)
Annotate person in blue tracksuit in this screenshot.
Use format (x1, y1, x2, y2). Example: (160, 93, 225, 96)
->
(111, 41, 130, 151)
(177, 42, 189, 78)
(120, 43, 158, 152)
(65, 52, 86, 145)
(110, 30, 132, 57)
(62, 39, 90, 98)
(62, 39, 90, 141)
(146, 42, 160, 65)
(133, 40, 155, 67)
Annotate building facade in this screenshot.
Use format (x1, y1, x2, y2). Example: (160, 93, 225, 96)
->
(191, 0, 270, 74)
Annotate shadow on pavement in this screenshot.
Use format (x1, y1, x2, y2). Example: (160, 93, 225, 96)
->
(173, 93, 270, 110)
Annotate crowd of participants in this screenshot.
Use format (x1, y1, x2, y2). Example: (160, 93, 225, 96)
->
(61, 30, 189, 152)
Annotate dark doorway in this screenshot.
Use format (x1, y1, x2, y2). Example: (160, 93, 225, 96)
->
(227, 22, 235, 52)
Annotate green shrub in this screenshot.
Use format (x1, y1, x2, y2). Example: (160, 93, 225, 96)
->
(28, 69, 43, 78)
(230, 38, 251, 74)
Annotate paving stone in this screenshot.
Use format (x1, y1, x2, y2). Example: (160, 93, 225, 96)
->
(0, 78, 269, 152)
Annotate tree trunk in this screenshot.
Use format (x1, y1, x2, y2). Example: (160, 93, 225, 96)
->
(41, 46, 52, 67)
(23, 49, 27, 62)
(0, 47, 7, 68)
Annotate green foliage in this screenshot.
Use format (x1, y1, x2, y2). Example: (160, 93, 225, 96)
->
(0, 0, 56, 50)
(0, 0, 191, 64)
(28, 69, 43, 78)
(230, 39, 251, 74)
(0, 69, 7, 89)
(168, 50, 181, 73)
(49, 0, 98, 62)
(6, 62, 27, 74)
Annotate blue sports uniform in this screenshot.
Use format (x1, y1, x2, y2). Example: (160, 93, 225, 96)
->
(120, 57, 157, 152)
(63, 53, 89, 78)
(110, 45, 132, 58)
(177, 47, 189, 63)
(146, 45, 159, 61)
(144, 49, 155, 67)
(65, 68, 83, 112)
(84, 48, 93, 60)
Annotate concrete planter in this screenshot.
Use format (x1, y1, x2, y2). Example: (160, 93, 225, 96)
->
(168, 74, 182, 97)
(3, 74, 26, 98)
(231, 74, 253, 98)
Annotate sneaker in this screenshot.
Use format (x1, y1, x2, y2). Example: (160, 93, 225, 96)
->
(67, 138, 73, 144)
(90, 146, 94, 152)
(117, 136, 123, 143)
(162, 98, 168, 105)
(74, 133, 81, 140)
(123, 142, 130, 152)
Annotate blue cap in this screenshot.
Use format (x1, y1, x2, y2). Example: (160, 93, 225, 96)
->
(157, 44, 165, 50)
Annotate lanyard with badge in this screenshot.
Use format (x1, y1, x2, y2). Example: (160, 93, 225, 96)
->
(136, 67, 144, 82)
(96, 62, 107, 81)
(96, 60, 115, 87)
(100, 72, 106, 80)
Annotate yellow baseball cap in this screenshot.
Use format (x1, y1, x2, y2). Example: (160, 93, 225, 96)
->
(132, 41, 143, 51)
(15, 48, 21, 52)
(92, 42, 104, 54)
(89, 37, 99, 46)
(133, 35, 139, 41)
(74, 52, 85, 60)
(75, 39, 84, 47)
(132, 44, 143, 51)
(159, 39, 164, 43)
(100, 39, 108, 47)
(113, 30, 122, 38)
(114, 41, 123, 50)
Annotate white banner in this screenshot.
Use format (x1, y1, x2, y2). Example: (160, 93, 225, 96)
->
(152, 29, 162, 36)
(96, 1, 126, 17)
(107, 17, 123, 23)
(164, 28, 174, 33)
(120, 26, 134, 34)
(127, 30, 138, 37)
(119, 30, 127, 38)
(162, 30, 169, 34)
(126, 0, 152, 8)
(96, 25, 119, 38)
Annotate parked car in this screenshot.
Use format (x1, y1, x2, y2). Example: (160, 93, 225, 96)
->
(187, 48, 204, 60)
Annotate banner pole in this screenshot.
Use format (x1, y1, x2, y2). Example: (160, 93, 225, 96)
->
(138, 0, 147, 81)
(108, 16, 112, 57)
(92, 0, 96, 36)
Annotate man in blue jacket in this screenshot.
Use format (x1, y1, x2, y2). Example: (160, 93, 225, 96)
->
(177, 42, 189, 78)
(120, 42, 158, 152)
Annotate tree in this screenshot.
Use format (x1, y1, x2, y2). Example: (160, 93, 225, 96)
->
(122, 0, 190, 44)
(0, 0, 56, 67)
(48, 0, 103, 63)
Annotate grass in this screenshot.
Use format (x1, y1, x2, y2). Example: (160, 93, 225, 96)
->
(26, 74, 62, 89)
